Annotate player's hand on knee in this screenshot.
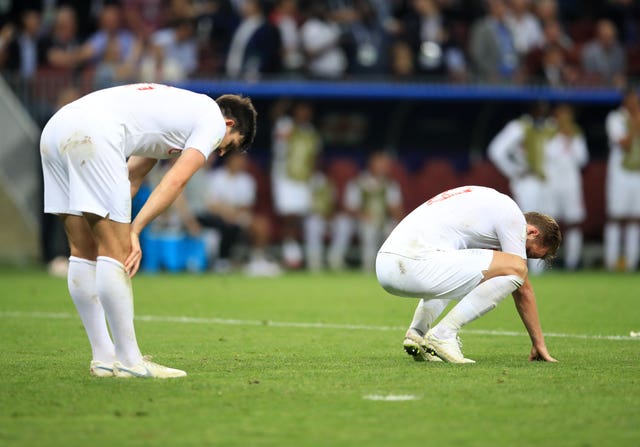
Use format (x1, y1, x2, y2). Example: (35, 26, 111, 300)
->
(529, 345, 558, 363)
(125, 232, 142, 278)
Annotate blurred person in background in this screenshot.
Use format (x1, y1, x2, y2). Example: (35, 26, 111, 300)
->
(604, 88, 640, 272)
(535, 43, 579, 87)
(269, 0, 303, 74)
(540, 104, 589, 270)
(40, 5, 80, 71)
(328, 151, 403, 272)
(170, 152, 281, 276)
(341, 0, 390, 75)
(225, 0, 282, 79)
(93, 34, 143, 88)
(139, 17, 198, 82)
(73, 4, 139, 71)
(271, 101, 322, 269)
(506, 0, 543, 57)
(488, 101, 555, 274)
(300, 3, 347, 79)
(0, 7, 43, 80)
(304, 171, 338, 272)
(400, 0, 467, 81)
(581, 19, 626, 88)
(469, 0, 522, 83)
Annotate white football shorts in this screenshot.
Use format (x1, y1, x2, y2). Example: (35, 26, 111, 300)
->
(272, 175, 312, 215)
(375, 249, 494, 301)
(606, 165, 640, 218)
(40, 105, 132, 223)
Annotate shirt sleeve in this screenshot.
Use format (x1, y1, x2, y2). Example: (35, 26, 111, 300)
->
(185, 110, 226, 159)
(494, 198, 527, 259)
(488, 120, 526, 179)
(386, 181, 402, 208)
(606, 111, 626, 146)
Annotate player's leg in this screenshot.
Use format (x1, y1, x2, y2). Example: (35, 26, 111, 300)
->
(403, 298, 450, 362)
(303, 213, 326, 272)
(604, 172, 625, 270)
(563, 224, 583, 270)
(358, 220, 379, 272)
(61, 214, 116, 377)
(327, 213, 354, 270)
(427, 251, 526, 363)
(624, 219, 640, 271)
(86, 214, 186, 378)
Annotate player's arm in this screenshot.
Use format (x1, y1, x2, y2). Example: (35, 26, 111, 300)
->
(127, 156, 158, 197)
(125, 148, 205, 276)
(512, 278, 558, 362)
(487, 121, 526, 178)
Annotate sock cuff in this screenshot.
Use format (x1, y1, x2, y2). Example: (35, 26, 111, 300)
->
(97, 256, 125, 270)
(505, 274, 525, 289)
(69, 256, 97, 266)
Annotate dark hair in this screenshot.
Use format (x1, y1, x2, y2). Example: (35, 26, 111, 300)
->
(524, 212, 562, 262)
(215, 94, 257, 153)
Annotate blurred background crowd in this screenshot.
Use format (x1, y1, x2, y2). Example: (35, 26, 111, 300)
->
(0, 0, 639, 277)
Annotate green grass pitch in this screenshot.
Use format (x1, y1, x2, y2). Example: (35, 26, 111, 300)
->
(1, 268, 639, 447)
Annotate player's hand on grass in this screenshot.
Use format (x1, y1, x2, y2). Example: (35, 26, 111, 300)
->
(125, 232, 142, 278)
(529, 345, 558, 363)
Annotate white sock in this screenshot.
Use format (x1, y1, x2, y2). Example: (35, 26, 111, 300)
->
(96, 256, 143, 367)
(604, 222, 621, 271)
(68, 256, 116, 363)
(409, 298, 450, 335)
(432, 275, 524, 340)
(564, 227, 583, 270)
(304, 215, 325, 271)
(624, 223, 640, 271)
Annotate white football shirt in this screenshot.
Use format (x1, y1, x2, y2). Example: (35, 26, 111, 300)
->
(380, 186, 527, 259)
(65, 83, 226, 159)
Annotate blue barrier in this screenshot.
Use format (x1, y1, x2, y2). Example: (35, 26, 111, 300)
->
(176, 79, 623, 104)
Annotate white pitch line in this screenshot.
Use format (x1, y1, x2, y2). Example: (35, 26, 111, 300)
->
(363, 394, 421, 401)
(0, 311, 638, 341)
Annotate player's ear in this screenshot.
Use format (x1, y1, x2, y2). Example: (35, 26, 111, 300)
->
(526, 225, 540, 239)
(225, 118, 236, 128)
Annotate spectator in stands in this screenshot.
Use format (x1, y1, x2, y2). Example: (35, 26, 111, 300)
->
(488, 101, 555, 274)
(225, 0, 282, 79)
(581, 19, 626, 88)
(389, 39, 416, 78)
(271, 101, 322, 269)
(469, 0, 521, 82)
(40, 6, 80, 71)
(122, 0, 167, 40)
(400, 0, 467, 81)
(0, 7, 43, 80)
(304, 171, 338, 272)
(270, 0, 303, 73)
(341, 0, 390, 75)
(506, 0, 543, 56)
(93, 34, 143, 89)
(603, 88, 640, 272)
(300, 3, 347, 79)
(540, 18, 572, 51)
(536, 43, 579, 87)
(139, 17, 198, 82)
(540, 104, 589, 270)
(329, 151, 403, 272)
(74, 4, 139, 70)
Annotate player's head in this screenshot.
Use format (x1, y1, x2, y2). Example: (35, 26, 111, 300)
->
(216, 94, 257, 154)
(621, 86, 639, 113)
(524, 212, 562, 262)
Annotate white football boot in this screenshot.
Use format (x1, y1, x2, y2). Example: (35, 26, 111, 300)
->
(113, 356, 187, 378)
(425, 330, 475, 364)
(90, 360, 114, 377)
(403, 328, 442, 362)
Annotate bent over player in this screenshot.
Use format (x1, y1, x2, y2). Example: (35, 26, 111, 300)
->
(40, 83, 256, 378)
(376, 186, 561, 363)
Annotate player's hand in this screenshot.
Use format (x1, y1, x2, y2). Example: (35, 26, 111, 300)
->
(529, 345, 558, 363)
(125, 232, 142, 278)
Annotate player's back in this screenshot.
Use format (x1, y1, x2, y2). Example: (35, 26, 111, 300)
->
(68, 83, 223, 158)
(379, 186, 526, 258)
